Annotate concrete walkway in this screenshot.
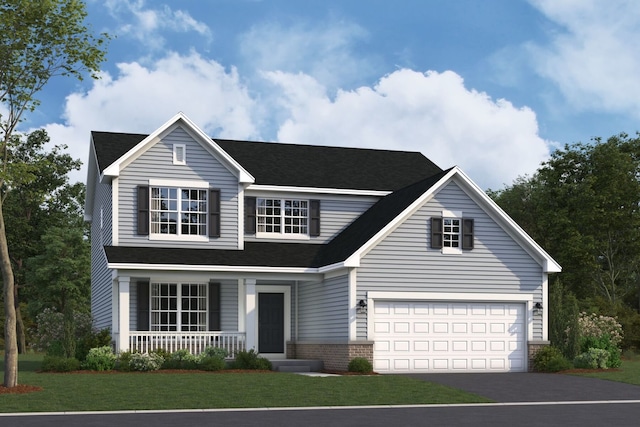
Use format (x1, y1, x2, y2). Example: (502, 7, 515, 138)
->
(405, 372, 640, 402)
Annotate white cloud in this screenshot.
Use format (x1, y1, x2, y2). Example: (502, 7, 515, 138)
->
(103, 0, 212, 50)
(528, 0, 640, 117)
(43, 51, 258, 184)
(267, 69, 552, 190)
(239, 20, 375, 90)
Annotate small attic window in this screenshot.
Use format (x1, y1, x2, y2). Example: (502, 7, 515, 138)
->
(173, 144, 186, 165)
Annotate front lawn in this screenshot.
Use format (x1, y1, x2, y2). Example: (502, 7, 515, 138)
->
(0, 353, 490, 413)
(570, 357, 640, 385)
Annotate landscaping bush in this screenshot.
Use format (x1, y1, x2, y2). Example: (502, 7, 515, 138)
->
(130, 352, 164, 371)
(197, 346, 228, 371)
(163, 349, 199, 369)
(82, 346, 117, 371)
(574, 348, 610, 369)
(348, 357, 374, 373)
(41, 355, 81, 372)
(577, 313, 623, 368)
(76, 328, 112, 362)
(232, 349, 272, 370)
(116, 351, 133, 372)
(533, 345, 572, 372)
(33, 308, 92, 354)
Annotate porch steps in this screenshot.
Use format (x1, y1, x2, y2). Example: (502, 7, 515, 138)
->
(271, 359, 324, 373)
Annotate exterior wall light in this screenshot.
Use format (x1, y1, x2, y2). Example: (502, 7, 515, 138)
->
(534, 302, 543, 315)
(357, 299, 368, 314)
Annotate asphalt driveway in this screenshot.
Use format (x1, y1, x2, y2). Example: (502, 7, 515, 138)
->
(405, 372, 640, 402)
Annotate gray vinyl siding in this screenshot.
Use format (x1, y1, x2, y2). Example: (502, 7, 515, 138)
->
(244, 196, 376, 243)
(130, 279, 238, 331)
(297, 275, 349, 341)
(357, 181, 545, 340)
(118, 126, 239, 249)
(90, 176, 114, 330)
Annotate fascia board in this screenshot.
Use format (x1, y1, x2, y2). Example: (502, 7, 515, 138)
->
(247, 184, 390, 197)
(84, 136, 99, 222)
(101, 112, 255, 184)
(107, 262, 320, 274)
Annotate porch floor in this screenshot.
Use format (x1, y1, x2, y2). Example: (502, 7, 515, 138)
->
(270, 359, 324, 372)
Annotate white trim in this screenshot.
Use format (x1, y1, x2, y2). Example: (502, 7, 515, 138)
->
(102, 112, 254, 184)
(348, 268, 357, 341)
(255, 232, 310, 241)
(245, 280, 256, 351)
(173, 143, 186, 165)
(117, 277, 131, 352)
(237, 279, 245, 332)
(255, 285, 291, 358)
(108, 263, 320, 274)
(247, 184, 390, 197)
(112, 177, 119, 245)
(441, 210, 463, 255)
(238, 184, 245, 250)
(148, 234, 209, 242)
(148, 178, 209, 189)
(542, 273, 549, 341)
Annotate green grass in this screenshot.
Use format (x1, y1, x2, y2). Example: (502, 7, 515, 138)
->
(570, 357, 640, 385)
(0, 354, 490, 413)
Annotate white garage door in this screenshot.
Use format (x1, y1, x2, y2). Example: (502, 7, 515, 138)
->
(373, 301, 526, 373)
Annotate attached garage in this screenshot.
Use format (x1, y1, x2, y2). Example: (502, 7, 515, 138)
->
(372, 300, 527, 373)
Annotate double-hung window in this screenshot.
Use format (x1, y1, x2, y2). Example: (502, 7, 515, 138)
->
(431, 210, 474, 254)
(151, 187, 207, 236)
(257, 198, 309, 235)
(150, 283, 207, 331)
(138, 180, 220, 240)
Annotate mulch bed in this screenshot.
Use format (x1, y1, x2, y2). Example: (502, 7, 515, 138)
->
(0, 384, 43, 394)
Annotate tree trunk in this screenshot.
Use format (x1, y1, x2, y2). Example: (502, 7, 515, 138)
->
(15, 301, 26, 354)
(0, 200, 18, 387)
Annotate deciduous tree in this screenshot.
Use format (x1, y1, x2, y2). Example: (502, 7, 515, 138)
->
(1, 0, 108, 387)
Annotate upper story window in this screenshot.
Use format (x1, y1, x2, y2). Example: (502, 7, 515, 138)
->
(245, 197, 320, 238)
(151, 187, 207, 236)
(137, 180, 220, 239)
(257, 198, 308, 235)
(431, 210, 474, 254)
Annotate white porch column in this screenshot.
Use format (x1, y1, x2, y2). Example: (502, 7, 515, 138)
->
(117, 276, 131, 352)
(245, 279, 257, 351)
(112, 278, 119, 347)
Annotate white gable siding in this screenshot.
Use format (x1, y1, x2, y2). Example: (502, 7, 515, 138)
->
(297, 275, 349, 341)
(117, 127, 240, 249)
(357, 182, 544, 340)
(90, 177, 114, 330)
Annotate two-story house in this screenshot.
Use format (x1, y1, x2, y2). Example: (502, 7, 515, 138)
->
(85, 112, 560, 373)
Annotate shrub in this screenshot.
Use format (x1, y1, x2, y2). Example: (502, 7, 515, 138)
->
(130, 352, 164, 371)
(348, 357, 373, 373)
(200, 346, 228, 359)
(41, 355, 81, 372)
(198, 356, 227, 371)
(116, 351, 133, 372)
(533, 345, 572, 372)
(45, 340, 66, 357)
(76, 328, 112, 362)
(33, 308, 92, 354)
(82, 346, 117, 371)
(574, 348, 610, 369)
(163, 349, 199, 370)
(232, 349, 272, 370)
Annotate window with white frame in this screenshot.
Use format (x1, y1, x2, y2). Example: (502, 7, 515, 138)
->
(431, 210, 474, 254)
(150, 283, 207, 331)
(150, 187, 207, 236)
(257, 198, 308, 235)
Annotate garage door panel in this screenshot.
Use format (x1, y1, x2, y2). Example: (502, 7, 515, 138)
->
(374, 301, 526, 373)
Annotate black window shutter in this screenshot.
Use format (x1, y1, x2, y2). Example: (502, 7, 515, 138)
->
(137, 186, 149, 235)
(209, 282, 221, 331)
(431, 217, 443, 249)
(462, 218, 474, 250)
(245, 196, 256, 234)
(137, 281, 150, 331)
(209, 188, 221, 238)
(310, 199, 321, 237)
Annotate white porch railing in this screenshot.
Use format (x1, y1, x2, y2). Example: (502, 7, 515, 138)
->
(129, 331, 246, 356)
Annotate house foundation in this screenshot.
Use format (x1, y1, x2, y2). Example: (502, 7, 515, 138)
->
(287, 341, 374, 372)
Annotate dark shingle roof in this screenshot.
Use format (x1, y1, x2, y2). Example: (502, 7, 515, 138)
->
(91, 131, 442, 191)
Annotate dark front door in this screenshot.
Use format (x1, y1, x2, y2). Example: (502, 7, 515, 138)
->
(258, 293, 284, 353)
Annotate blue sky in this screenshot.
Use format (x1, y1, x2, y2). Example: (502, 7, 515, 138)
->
(14, 0, 640, 190)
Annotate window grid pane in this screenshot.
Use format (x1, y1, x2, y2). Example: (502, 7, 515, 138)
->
(150, 283, 207, 331)
(443, 218, 461, 248)
(257, 198, 308, 235)
(150, 187, 207, 236)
